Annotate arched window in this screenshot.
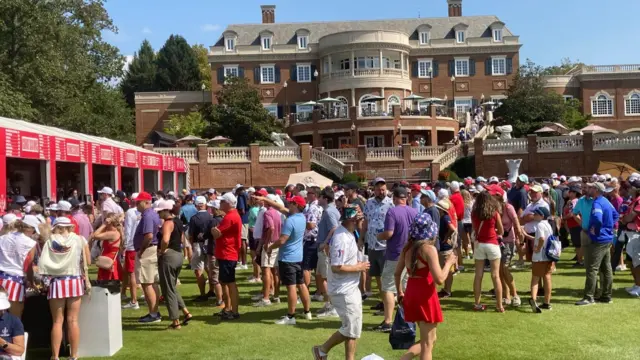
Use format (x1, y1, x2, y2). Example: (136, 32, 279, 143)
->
(387, 95, 400, 113)
(334, 96, 348, 118)
(591, 93, 614, 116)
(625, 92, 640, 116)
(359, 94, 377, 116)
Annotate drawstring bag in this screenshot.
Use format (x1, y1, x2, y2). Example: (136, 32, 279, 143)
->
(545, 234, 562, 262)
(389, 305, 416, 350)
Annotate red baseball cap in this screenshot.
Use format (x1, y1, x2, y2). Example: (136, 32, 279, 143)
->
(255, 189, 268, 197)
(488, 184, 505, 197)
(275, 189, 283, 195)
(136, 191, 152, 202)
(410, 184, 422, 192)
(501, 180, 512, 189)
(290, 195, 306, 208)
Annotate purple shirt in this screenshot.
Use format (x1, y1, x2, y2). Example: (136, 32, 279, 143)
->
(133, 208, 161, 251)
(383, 205, 418, 261)
(72, 211, 93, 240)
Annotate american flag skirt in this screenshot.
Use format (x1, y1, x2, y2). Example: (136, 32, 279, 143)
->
(0, 272, 25, 302)
(47, 276, 85, 300)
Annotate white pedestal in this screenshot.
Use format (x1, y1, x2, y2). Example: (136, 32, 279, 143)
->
(77, 287, 123, 357)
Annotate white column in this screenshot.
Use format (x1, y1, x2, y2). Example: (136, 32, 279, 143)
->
(328, 54, 332, 78)
(381, 87, 386, 114)
(350, 50, 355, 77)
(82, 164, 90, 196)
(379, 49, 383, 77)
(351, 88, 356, 113)
(42, 161, 52, 202)
(111, 166, 119, 190)
(400, 52, 404, 78)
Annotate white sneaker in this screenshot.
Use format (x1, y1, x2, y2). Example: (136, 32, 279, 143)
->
(253, 299, 272, 307)
(273, 297, 281, 304)
(251, 294, 264, 301)
(626, 285, 640, 297)
(240, 264, 249, 270)
(364, 291, 373, 297)
(304, 311, 313, 320)
(311, 294, 324, 302)
(616, 264, 628, 271)
(122, 301, 140, 310)
(247, 277, 262, 284)
(275, 316, 296, 325)
(317, 308, 339, 318)
(512, 296, 522, 307)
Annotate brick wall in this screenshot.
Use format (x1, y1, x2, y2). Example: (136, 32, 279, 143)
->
(135, 102, 205, 145)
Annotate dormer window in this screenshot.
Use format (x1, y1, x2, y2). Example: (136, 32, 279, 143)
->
(493, 29, 503, 42)
(419, 32, 429, 45)
(262, 35, 272, 50)
(225, 38, 235, 51)
(416, 24, 432, 46)
(489, 21, 506, 43)
(298, 35, 308, 49)
(456, 30, 465, 43)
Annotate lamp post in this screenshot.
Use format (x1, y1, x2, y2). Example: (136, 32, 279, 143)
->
(284, 81, 288, 118)
(398, 122, 403, 145)
(351, 123, 356, 147)
(450, 75, 456, 119)
(313, 69, 319, 100)
(201, 83, 206, 106)
(428, 65, 433, 99)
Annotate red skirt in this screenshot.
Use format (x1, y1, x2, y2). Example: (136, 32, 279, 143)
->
(47, 276, 85, 299)
(403, 277, 443, 324)
(0, 273, 24, 302)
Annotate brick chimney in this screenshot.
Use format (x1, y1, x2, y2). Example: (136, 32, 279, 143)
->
(447, 0, 462, 17)
(261, 5, 276, 23)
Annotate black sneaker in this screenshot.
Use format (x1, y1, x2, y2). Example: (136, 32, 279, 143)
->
(194, 295, 209, 302)
(371, 322, 392, 333)
(539, 303, 552, 310)
(595, 297, 613, 304)
(437, 290, 451, 299)
(575, 298, 595, 306)
(206, 291, 217, 299)
(214, 309, 230, 317)
(221, 312, 239, 320)
(528, 298, 541, 314)
(370, 302, 384, 311)
(361, 293, 369, 301)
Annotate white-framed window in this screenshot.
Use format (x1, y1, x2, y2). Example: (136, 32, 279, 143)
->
(224, 65, 239, 78)
(261, 36, 272, 50)
(563, 95, 574, 102)
(322, 138, 333, 149)
(225, 37, 235, 51)
(334, 97, 348, 118)
(456, 30, 465, 43)
(340, 58, 350, 70)
(419, 31, 429, 45)
(492, 57, 506, 76)
(455, 58, 469, 77)
(625, 92, 640, 115)
(591, 94, 614, 117)
(365, 135, 384, 148)
(260, 65, 275, 84)
(359, 95, 378, 116)
(297, 64, 311, 83)
(338, 137, 352, 147)
(455, 98, 473, 119)
(263, 104, 278, 118)
(493, 29, 503, 42)
(323, 59, 329, 73)
(418, 59, 432, 78)
(387, 95, 401, 113)
(296, 104, 313, 118)
(298, 35, 308, 49)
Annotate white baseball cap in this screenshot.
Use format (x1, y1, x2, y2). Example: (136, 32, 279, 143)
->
(52, 217, 73, 228)
(22, 215, 41, 234)
(550, 173, 558, 179)
(488, 176, 499, 184)
(167, 191, 176, 197)
(568, 176, 581, 183)
(207, 200, 221, 209)
(542, 183, 550, 192)
(131, 192, 139, 200)
(438, 189, 449, 199)
(26, 200, 36, 207)
(57, 200, 72, 212)
(220, 192, 237, 206)
(47, 203, 59, 211)
(2, 213, 18, 225)
(247, 187, 256, 193)
(597, 175, 606, 182)
(420, 182, 427, 188)
(98, 186, 114, 195)
(450, 181, 460, 191)
(154, 199, 174, 212)
(195, 196, 207, 205)
(559, 175, 567, 182)
(207, 188, 216, 194)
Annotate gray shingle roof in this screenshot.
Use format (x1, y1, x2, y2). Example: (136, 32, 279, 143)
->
(215, 16, 513, 47)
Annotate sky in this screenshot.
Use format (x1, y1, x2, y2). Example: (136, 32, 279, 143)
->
(107, 0, 640, 70)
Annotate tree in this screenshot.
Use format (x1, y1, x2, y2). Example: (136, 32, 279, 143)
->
(155, 35, 202, 91)
(205, 76, 283, 146)
(563, 98, 590, 130)
(164, 112, 208, 139)
(542, 57, 584, 75)
(493, 59, 567, 137)
(120, 40, 157, 107)
(0, 72, 36, 120)
(0, 0, 133, 140)
(192, 44, 211, 90)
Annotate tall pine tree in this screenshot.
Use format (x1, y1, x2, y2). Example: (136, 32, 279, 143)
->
(120, 40, 157, 107)
(155, 35, 202, 91)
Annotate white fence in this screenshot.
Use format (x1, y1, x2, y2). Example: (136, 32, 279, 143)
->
(366, 147, 403, 161)
(410, 146, 445, 160)
(207, 147, 250, 163)
(593, 133, 640, 150)
(259, 146, 301, 162)
(155, 148, 199, 164)
(537, 136, 584, 153)
(324, 148, 358, 162)
(483, 138, 528, 154)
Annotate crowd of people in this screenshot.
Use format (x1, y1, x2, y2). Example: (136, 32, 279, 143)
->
(0, 170, 639, 360)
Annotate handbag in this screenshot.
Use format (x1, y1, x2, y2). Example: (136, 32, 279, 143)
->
(95, 250, 118, 271)
(389, 305, 416, 350)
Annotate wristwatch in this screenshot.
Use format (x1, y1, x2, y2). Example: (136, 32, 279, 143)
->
(2, 342, 8, 349)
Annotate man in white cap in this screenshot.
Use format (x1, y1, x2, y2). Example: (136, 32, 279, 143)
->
(57, 200, 81, 236)
(206, 188, 217, 203)
(550, 173, 558, 180)
(98, 186, 123, 216)
(122, 193, 141, 310)
(0, 288, 26, 358)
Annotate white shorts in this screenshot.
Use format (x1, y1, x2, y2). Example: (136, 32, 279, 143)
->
(624, 232, 640, 268)
(316, 249, 329, 278)
(474, 242, 502, 261)
(190, 242, 207, 271)
(241, 224, 249, 240)
(381, 260, 407, 293)
(261, 248, 279, 268)
(331, 291, 363, 339)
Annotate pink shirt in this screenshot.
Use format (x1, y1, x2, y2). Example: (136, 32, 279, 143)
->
(262, 208, 282, 243)
(500, 203, 518, 243)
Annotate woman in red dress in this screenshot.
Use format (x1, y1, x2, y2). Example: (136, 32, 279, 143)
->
(396, 213, 457, 360)
(92, 213, 123, 281)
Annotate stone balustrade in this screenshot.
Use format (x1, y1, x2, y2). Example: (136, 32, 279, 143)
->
(410, 146, 445, 160)
(366, 147, 403, 161)
(154, 147, 199, 164)
(483, 138, 528, 154)
(207, 147, 250, 163)
(259, 146, 301, 162)
(593, 133, 640, 150)
(324, 148, 358, 162)
(536, 135, 583, 153)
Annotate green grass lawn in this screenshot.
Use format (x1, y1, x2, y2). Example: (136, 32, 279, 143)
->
(35, 248, 640, 360)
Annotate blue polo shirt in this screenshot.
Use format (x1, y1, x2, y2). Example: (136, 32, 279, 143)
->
(589, 195, 619, 243)
(133, 207, 162, 251)
(0, 311, 24, 355)
(279, 212, 306, 262)
(573, 196, 594, 230)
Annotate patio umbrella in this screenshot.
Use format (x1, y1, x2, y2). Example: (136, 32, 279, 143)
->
(300, 101, 317, 106)
(581, 124, 616, 133)
(403, 94, 424, 100)
(317, 97, 340, 103)
(567, 130, 583, 136)
(207, 136, 231, 144)
(423, 97, 444, 102)
(534, 126, 557, 134)
(481, 101, 496, 106)
(287, 171, 333, 188)
(360, 95, 385, 102)
(176, 135, 205, 142)
(597, 161, 638, 180)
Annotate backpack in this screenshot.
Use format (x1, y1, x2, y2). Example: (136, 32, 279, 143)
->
(389, 305, 416, 350)
(545, 234, 562, 262)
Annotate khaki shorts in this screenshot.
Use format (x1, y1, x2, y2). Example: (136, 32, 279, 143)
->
(474, 242, 501, 261)
(438, 250, 456, 273)
(241, 224, 249, 240)
(135, 246, 159, 284)
(316, 249, 329, 278)
(261, 248, 279, 268)
(190, 242, 208, 271)
(331, 291, 363, 339)
(208, 255, 220, 285)
(381, 260, 407, 293)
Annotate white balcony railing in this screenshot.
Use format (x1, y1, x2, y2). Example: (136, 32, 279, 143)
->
(321, 68, 409, 80)
(324, 148, 357, 162)
(311, 149, 347, 178)
(366, 147, 402, 161)
(593, 133, 640, 150)
(432, 145, 462, 170)
(154, 147, 198, 164)
(354, 68, 380, 77)
(207, 147, 250, 163)
(483, 138, 528, 154)
(259, 146, 301, 162)
(410, 146, 445, 160)
(582, 64, 640, 74)
(537, 136, 584, 153)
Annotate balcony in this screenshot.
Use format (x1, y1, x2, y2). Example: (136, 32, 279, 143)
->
(582, 64, 640, 74)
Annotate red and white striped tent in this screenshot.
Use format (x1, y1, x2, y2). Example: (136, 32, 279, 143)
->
(0, 116, 187, 209)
